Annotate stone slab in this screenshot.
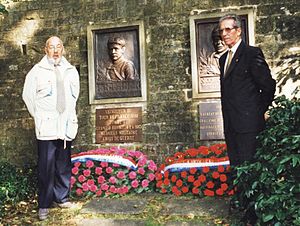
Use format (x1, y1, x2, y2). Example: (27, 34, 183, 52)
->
(161, 197, 229, 218)
(76, 218, 146, 226)
(80, 198, 147, 215)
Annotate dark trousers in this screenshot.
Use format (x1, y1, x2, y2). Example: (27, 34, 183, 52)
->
(37, 139, 72, 208)
(224, 131, 258, 167)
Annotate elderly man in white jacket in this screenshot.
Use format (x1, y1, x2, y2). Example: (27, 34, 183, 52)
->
(22, 36, 80, 220)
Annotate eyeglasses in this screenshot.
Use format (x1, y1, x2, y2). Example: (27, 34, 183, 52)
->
(219, 26, 237, 34)
(47, 45, 63, 51)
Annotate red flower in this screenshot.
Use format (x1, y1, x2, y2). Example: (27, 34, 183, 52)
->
(176, 179, 183, 187)
(216, 188, 224, 196)
(206, 181, 215, 189)
(171, 186, 182, 196)
(174, 152, 185, 160)
(156, 181, 163, 188)
(217, 165, 225, 173)
(193, 180, 201, 187)
(166, 157, 175, 164)
(163, 178, 170, 186)
(204, 189, 214, 196)
(198, 146, 209, 155)
(156, 172, 163, 180)
(187, 175, 195, 183)
(212, 171, 220, 179)
(189, 167, 197, 175)
(181, 171, 187, 178)
(164, 171, 169, 178)
(161, 188, 167, 193)
(221, 183, 228, 191)
(171, 175, 177, 183)
(186, 148, 198, 157)
(202, 166, 210, 174)
(220, 174, 227, 182)
(192, 187, 199, 195)
(181, 186, 189, 193)
(198, 174, 206, 182)
(227, 189, 235, 195)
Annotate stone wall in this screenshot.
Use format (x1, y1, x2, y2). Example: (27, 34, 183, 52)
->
(0, 0, 299, 166)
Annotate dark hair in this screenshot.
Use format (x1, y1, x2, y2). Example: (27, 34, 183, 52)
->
(219, 13, 242, 28)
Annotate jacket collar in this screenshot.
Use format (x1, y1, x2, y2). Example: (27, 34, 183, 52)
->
(222, 41, 246, 78)
(38, 55, 73, 71)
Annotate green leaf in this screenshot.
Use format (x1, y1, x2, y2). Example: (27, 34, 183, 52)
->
(263, 214, 274, 222)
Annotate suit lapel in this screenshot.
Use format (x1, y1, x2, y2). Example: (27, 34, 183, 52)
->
(224, 41, 246, 78)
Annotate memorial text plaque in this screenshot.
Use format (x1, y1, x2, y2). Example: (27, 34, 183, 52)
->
(96, 107, 142, 143)
(199, 100, 224, 140)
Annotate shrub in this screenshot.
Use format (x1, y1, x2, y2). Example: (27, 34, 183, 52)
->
(234, 95, 300, 225)
(0, 162, 37, 217)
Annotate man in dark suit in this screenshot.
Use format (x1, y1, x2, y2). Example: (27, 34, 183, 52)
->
(218, 14, 276, 224)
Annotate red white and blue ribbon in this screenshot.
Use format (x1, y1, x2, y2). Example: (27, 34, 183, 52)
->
(163, 158, 230, 173)
(71, 154, 138, 170)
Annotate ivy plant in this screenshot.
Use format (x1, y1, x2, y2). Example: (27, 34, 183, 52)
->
(234, 95, 300, 225)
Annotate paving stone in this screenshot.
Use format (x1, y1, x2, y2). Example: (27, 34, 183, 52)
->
(80, 198, 147, 215)
(161, 197, 229, 218)
(75, 218, 146, 226)
(165, 221, 215, 226)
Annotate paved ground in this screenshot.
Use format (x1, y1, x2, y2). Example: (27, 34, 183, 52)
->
(71, 193, 239, 226)
(1, 193, 242, 225)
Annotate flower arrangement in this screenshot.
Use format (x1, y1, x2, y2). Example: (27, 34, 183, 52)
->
(70, 147, 157, 198)
(155, 143, 234, 197)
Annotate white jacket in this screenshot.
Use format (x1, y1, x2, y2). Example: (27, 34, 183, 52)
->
(22, 56, 80, 141)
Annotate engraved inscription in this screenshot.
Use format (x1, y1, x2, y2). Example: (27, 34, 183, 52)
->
(199, 101, 224, 140)
(96, 107, 142, 143)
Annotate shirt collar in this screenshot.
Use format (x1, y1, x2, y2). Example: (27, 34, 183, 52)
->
(229, 38, 242, 55)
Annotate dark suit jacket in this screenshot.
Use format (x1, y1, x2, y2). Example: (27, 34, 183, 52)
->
(220, 41, 276, 133)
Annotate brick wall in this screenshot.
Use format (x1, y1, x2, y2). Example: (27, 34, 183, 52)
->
(0, 0, 299, 166)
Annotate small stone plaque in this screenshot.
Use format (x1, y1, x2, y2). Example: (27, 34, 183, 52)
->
(199, 76, 220, 93)
(199, 100, 224, 140)
(96, 107, 142, 143)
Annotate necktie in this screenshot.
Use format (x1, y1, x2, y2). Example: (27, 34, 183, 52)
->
(225, 50, 233, 74)
(54, 65, 66, 113)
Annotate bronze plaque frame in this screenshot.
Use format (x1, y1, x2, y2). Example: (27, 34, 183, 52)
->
(190, 9, 255, 99)
(87, 21, 147, 104)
